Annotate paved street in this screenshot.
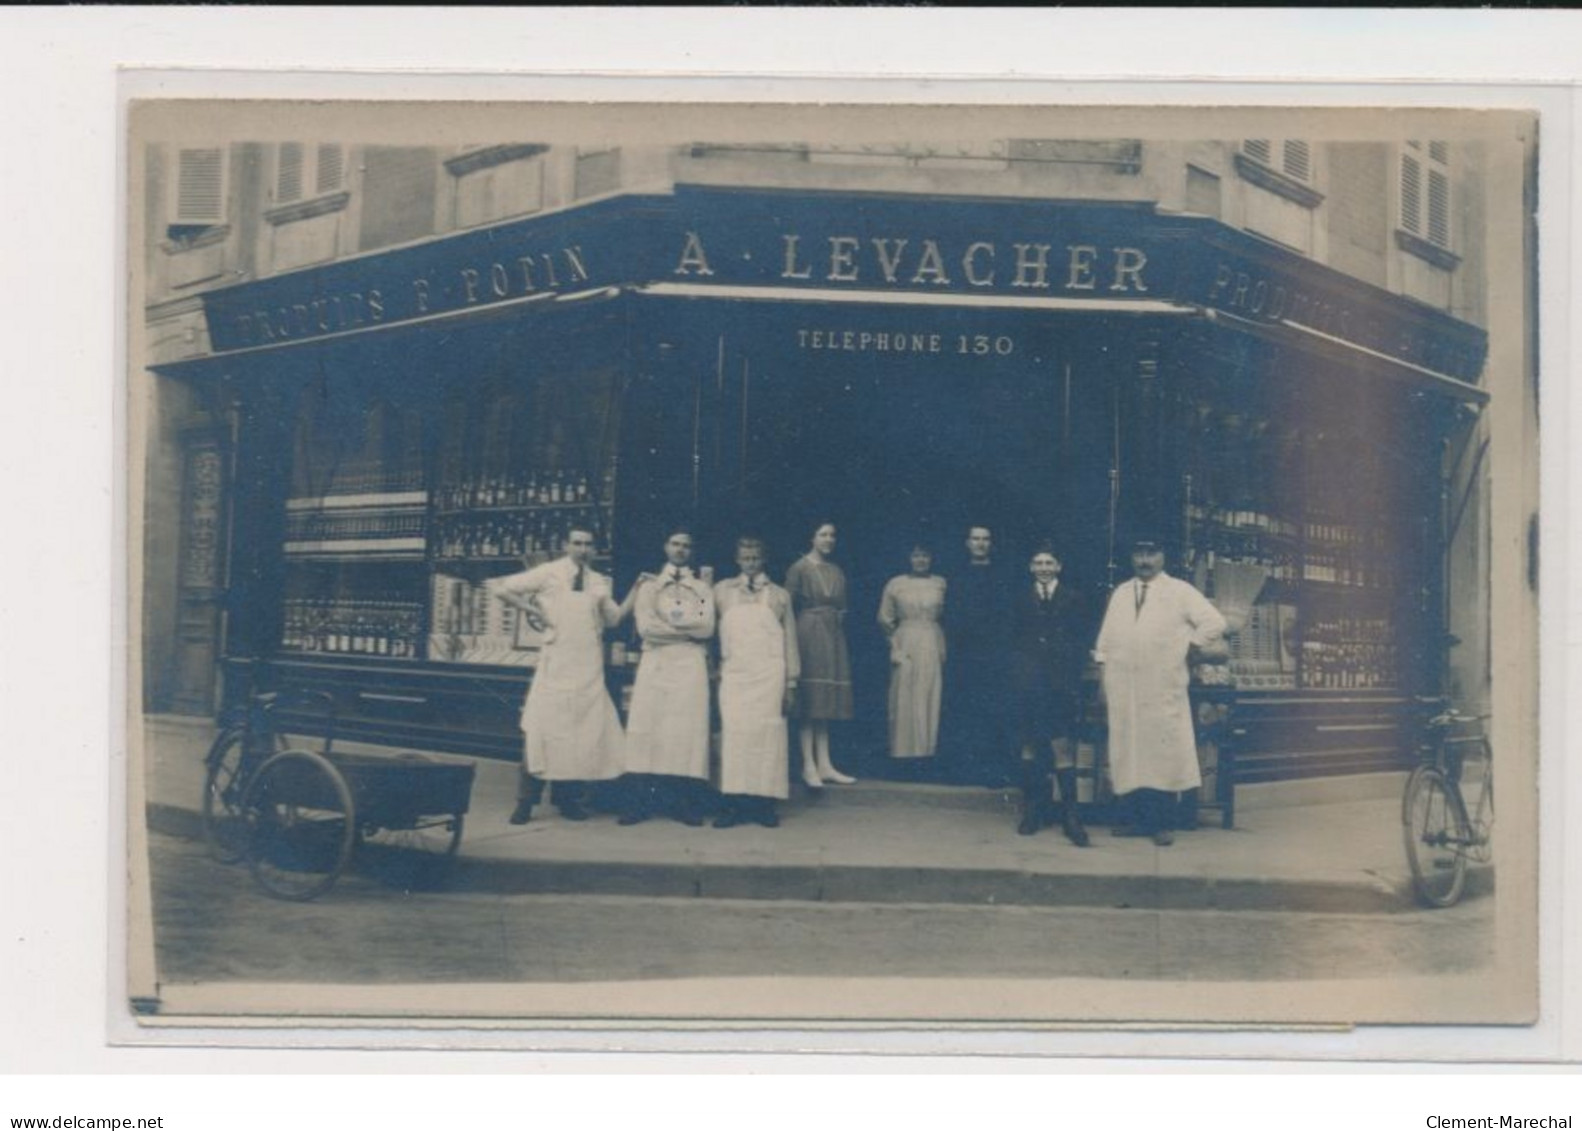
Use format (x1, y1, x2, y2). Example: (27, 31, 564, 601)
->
(149, 831, 1493, 987)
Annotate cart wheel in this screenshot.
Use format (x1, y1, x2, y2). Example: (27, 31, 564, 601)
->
(358, 814, 465, 891)
(243, 749, 356, 901)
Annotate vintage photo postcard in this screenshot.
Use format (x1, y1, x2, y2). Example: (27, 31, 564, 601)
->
(125, 98, 1541, 1031)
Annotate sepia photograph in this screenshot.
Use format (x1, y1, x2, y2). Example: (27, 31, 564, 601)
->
(125, 98, 1541, 1029)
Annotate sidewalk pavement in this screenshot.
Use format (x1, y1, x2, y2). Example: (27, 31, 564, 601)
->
(139, 714, 1487, 914)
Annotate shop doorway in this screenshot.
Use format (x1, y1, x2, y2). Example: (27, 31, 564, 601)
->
(713, 314, 1110, 781)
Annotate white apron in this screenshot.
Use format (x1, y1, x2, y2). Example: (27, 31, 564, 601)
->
(1096, 575, 1223, 795)
(623, 641, 711, 780)
(718, 598, 790, 800)
(520, 587, 625, 782)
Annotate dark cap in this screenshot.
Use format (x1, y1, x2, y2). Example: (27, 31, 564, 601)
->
(1129, 535, 1165, 554)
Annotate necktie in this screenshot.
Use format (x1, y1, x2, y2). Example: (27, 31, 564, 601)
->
(670, 567, 682, 584)
(1135, 580, 1148, 616)
(573, 566, 585, 592)
(1039, 582, 1049, 603)
(747, 575, 758, 593)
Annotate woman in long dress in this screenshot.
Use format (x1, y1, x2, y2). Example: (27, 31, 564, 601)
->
(878, 545, 947, 760)
(783, 521, 857, 789)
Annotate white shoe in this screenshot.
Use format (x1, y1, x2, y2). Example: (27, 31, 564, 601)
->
(802, 769, 826, 790)
(821, 767, 857, 785)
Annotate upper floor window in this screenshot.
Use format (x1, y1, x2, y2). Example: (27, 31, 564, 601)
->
(1243, 139, 1311, 182)
(445, 144, 548, 229)
(167, 146, 227, 239)
(1233, 139, 1323, 210)
(1399, 141, 1454, 252)
(276, 143, 347, 204)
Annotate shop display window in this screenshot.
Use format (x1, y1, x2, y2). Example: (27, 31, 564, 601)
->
(275, 364, 622, 669)
(1178, 395, 1421, 695)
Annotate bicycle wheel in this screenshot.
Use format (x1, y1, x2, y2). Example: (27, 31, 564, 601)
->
(1465, 738, 1495, 865)
(243, 749, 356, 901)
(1403, 766, 1469, 908)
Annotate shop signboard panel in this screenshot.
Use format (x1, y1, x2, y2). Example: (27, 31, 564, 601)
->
(190, 184, 1485, 392)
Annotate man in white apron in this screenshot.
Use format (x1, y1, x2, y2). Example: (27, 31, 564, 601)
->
(712, 537, 800, 828)
(618, 528, 718, 826)
(490, 525, 625, 824)
(1094, 536, 1227, 846)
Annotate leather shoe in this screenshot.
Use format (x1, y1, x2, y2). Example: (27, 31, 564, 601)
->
(1017, 808, 1041, 837)
(712, 812, 743, 829)
(616, 811, 651, 827)
(508, 800, 534, 826)
(1063, 813, 1091, 848)
(557, 805, 590, 822)
(1151, 829, 1175, 847)
(674, 812, 705, 828)
(753, 809, 781, 829)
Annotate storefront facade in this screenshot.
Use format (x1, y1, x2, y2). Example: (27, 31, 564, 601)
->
(145, 153, 1498, 796)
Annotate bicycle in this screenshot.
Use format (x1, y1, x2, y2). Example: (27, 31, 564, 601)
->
(1401, 700, 1493, 908)
(199, 678, 339, 870)
(201, 672, 474, 901)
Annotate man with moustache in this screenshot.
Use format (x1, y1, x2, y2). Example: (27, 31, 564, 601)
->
(619, 527, 718, 827)
(1094, 535, 1227, 846)
(493, 524, 626, 824)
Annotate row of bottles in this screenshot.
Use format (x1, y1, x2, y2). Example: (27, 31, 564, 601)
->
(1190, 521, 1399, 590)
(1197, 544, 1301, 584)
(284, 509, 427, 544)
(280, 598, 426, 658)
(1185, 502, 1300, 540)
(435, 469, 609, 512)
(1299, 548, 1399, 590)
(1299, 616, 1399, 690)
(432, 509, 604, 561)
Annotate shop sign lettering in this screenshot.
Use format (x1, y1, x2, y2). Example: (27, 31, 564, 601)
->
(222, 245, 591, 349)
(674, 232, 1149, 294)
(1204, 260, 1481, 378)
(796, 327, 1015, 357)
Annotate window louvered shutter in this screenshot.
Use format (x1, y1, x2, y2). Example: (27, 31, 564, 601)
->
(1244, 139, 1273, 165)
(316, 144, 345, 194)
(277, 142, 305, 203)
(1401, 154, 1423, 235)
(175, 147, 225, 224)
(1282, 140, 1311, 181)
(1427, 168, 1450, 247)
(1428, 141, 1448, 164)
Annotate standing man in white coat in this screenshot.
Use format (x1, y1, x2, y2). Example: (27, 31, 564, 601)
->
(619, 527, 718, 826)
(492, 524, 626, 824)
(1094, 535, 1227, 846)
(712, 537, 800, 829)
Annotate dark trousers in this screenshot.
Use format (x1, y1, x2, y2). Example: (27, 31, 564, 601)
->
(517, 768, 589, 813)
(621, 773, 716, 819)
(718, 792, 777, 818)
(944, 650, 1015, 786)
(1117, 787, 1177, 833)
